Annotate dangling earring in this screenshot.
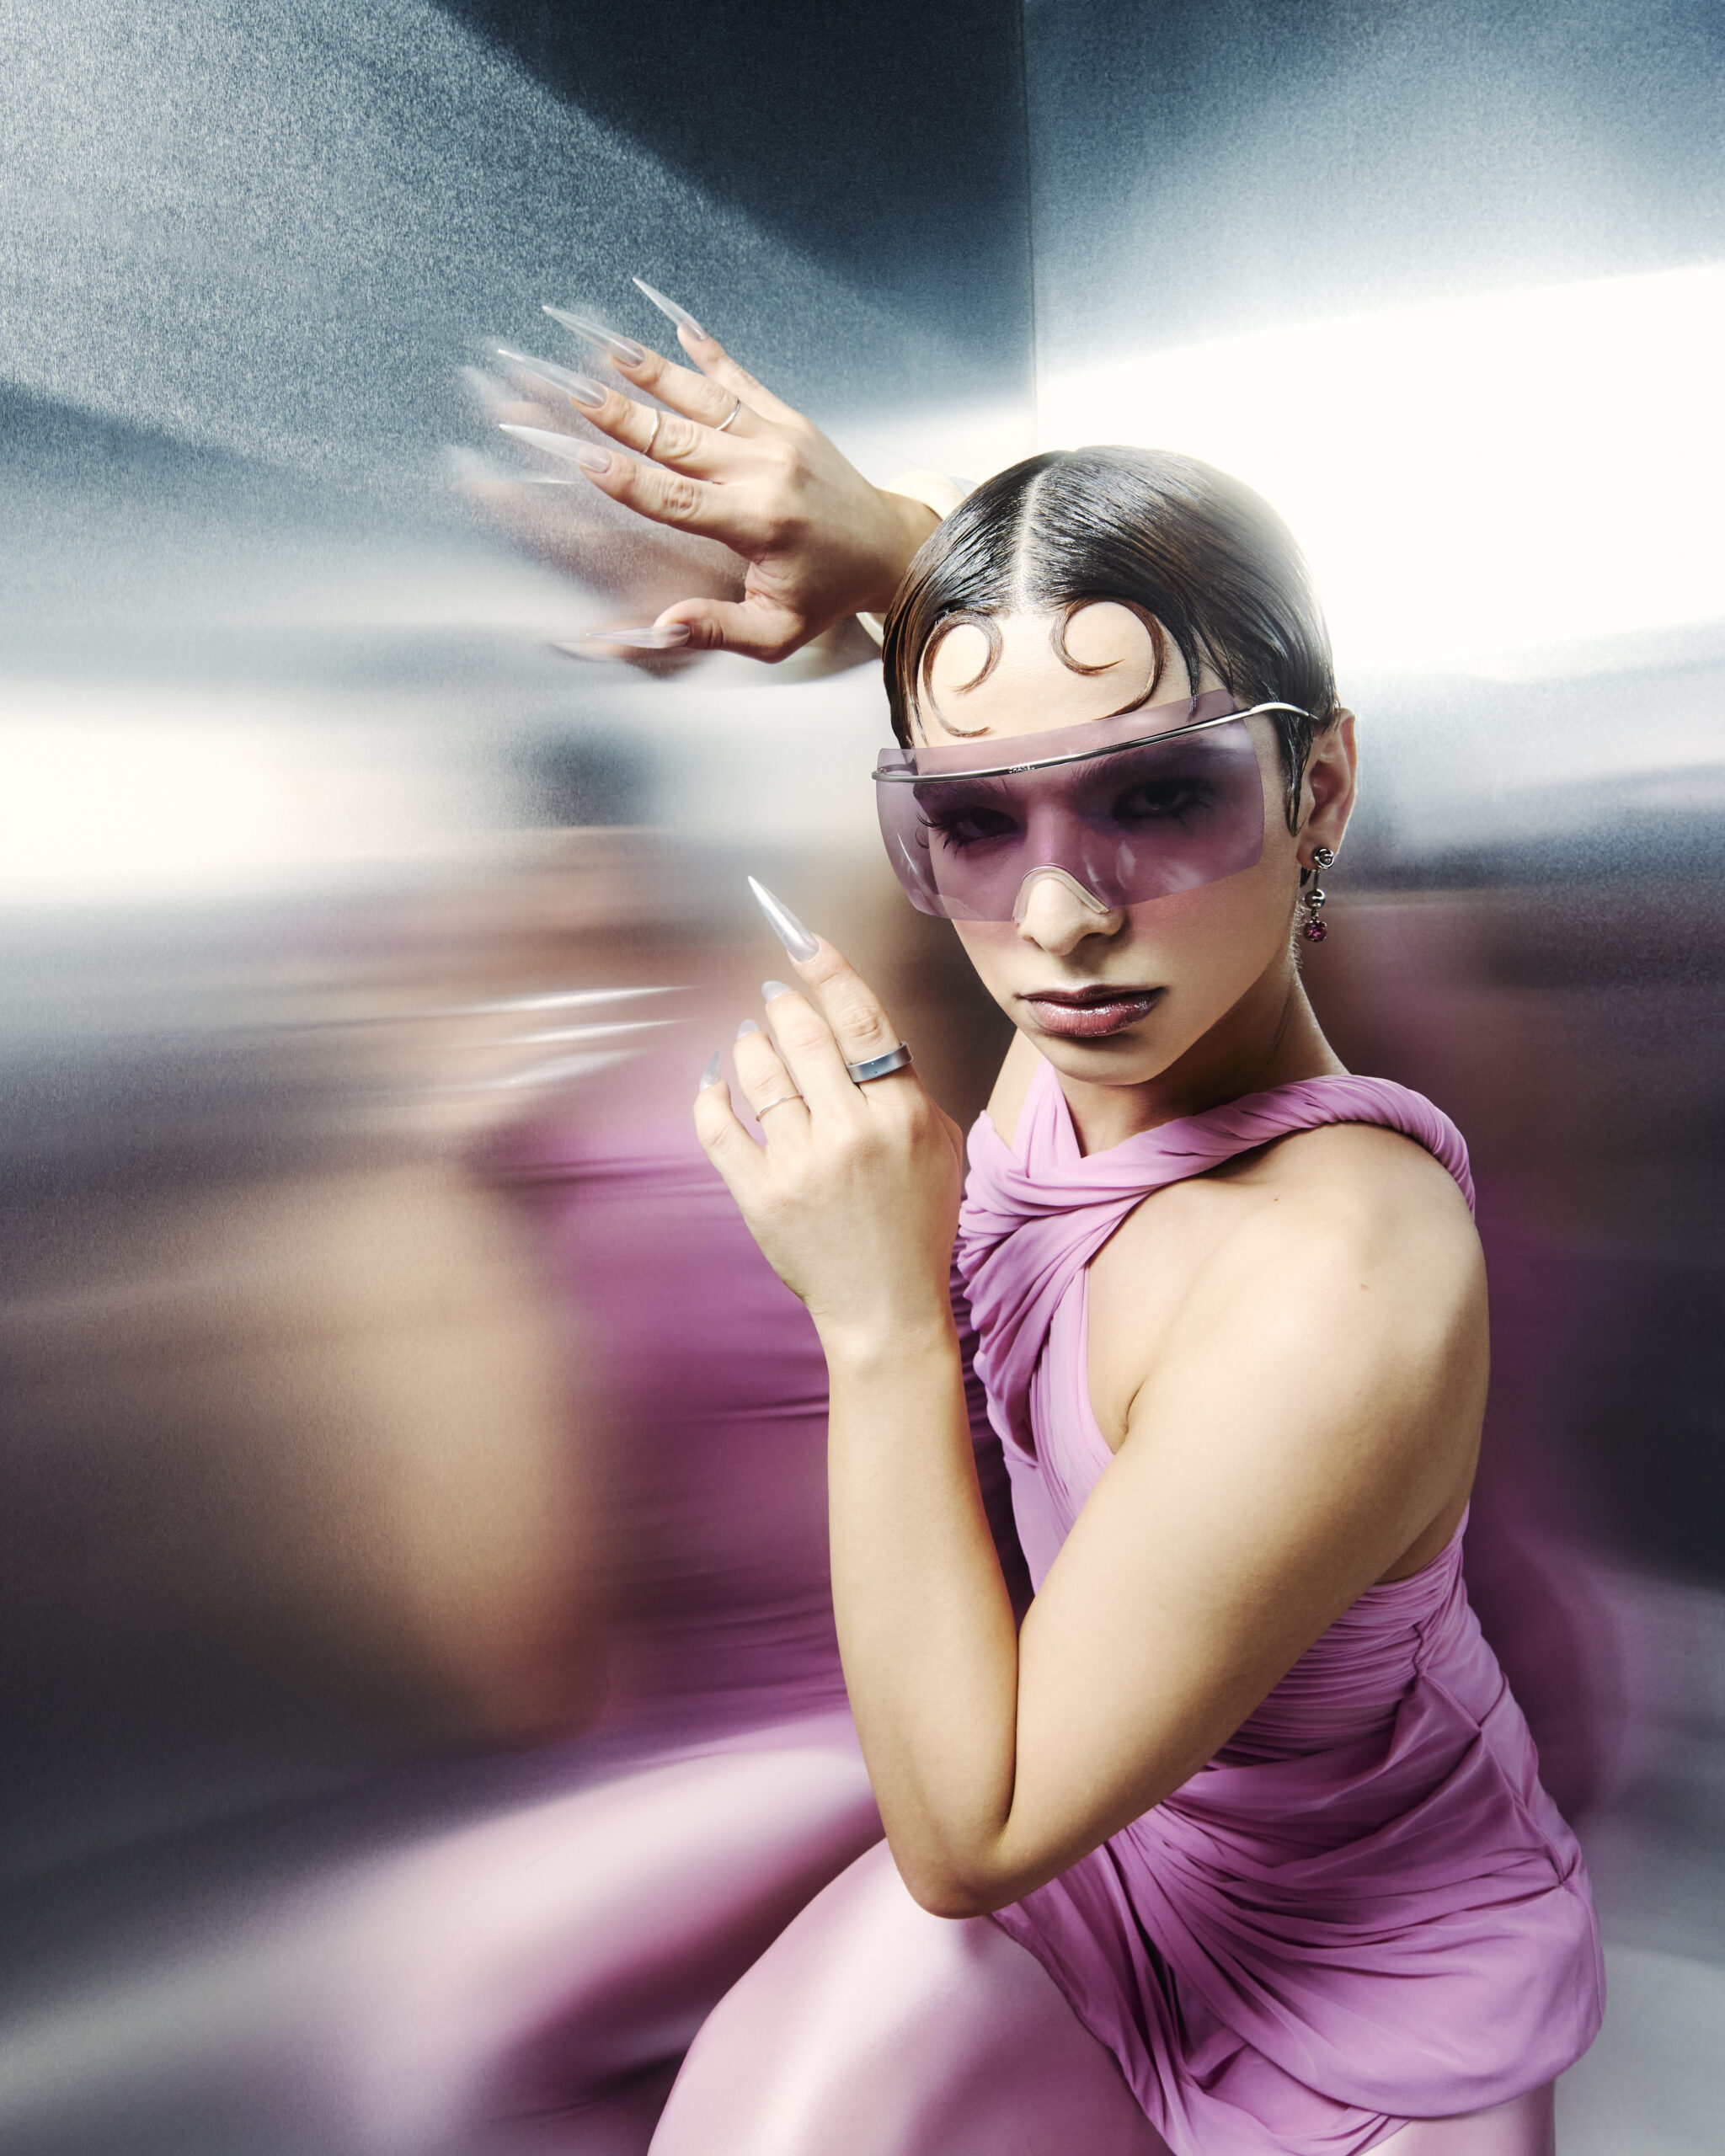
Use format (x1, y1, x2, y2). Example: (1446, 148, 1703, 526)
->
(1301, 846, 1335, 942)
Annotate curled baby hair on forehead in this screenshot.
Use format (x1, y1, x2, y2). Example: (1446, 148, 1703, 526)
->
(881, 446, 1340, 826)
(1048, 598, 1169, 710)
(919, 600, 1167, 717)
(918, 607, 1004, 715)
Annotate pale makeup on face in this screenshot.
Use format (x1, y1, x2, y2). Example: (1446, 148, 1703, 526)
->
(914, 604, 1355, 1146)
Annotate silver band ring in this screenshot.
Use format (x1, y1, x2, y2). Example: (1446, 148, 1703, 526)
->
(845, 1043, 913, 1085)
(644, 409, 664, 457)
(714, 398, 743, 434)
(756, 1091, 804, 1118)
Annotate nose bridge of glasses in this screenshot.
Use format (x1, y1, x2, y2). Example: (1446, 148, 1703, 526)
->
(1012, 863, 1115, 927)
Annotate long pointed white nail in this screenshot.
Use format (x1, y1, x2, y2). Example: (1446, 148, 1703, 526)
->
(542, 304, 646, 365)
(581, 624, 691, 648)
(495, 347, 606, 407)
(749, 877, 819, 962)
(632, 278, 708, 341)
(698, 1052, 723, 1091)
(499, 424, 611, 473)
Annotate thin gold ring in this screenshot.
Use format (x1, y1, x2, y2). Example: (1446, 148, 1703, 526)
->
(714, 398, 744, 434)
(756, 1091, 803, 1118)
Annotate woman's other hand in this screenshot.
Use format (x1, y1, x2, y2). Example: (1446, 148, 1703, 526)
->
(694, 908, 964, 1353)
(490, 299, 942, 661)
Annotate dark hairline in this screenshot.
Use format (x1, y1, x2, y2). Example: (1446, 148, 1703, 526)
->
(880, 447, 1340, 826)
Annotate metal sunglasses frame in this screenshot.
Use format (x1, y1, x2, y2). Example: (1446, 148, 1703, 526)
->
(873, 700, 1310, 785)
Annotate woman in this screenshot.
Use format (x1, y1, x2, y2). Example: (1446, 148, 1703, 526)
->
(493, 298, 1602, 2153)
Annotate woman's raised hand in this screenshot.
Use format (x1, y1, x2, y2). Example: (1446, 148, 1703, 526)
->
(694, 888, 964, 1352)
(491, 292, 942, 662)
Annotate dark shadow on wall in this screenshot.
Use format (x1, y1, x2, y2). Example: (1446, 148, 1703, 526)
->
(433, 0, 1036, 391)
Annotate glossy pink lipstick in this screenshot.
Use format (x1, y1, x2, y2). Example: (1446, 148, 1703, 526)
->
(1020, 985, 1162, 1040)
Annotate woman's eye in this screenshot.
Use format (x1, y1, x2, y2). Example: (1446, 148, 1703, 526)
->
(924, 803, 1022, 848)
(938, 808, 1022, 846)
(1110, 779, 1214, 825)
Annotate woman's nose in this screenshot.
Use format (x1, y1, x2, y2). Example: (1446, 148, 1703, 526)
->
(1012, 868, 1124, 955)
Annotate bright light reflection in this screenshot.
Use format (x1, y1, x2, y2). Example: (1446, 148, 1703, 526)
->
(0, 689, 489, 907)
(1039, 264, 1725, 676)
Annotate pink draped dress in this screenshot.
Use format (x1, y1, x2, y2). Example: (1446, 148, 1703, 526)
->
(953, 1059, 1604, 2153)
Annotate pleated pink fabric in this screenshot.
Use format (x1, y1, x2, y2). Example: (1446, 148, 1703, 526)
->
(956, 1060, 1603, 2156)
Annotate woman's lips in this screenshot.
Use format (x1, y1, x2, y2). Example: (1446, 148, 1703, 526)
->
(1020, 987, 1162, 1039)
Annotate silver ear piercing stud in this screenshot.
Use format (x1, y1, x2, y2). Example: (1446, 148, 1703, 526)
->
(1302, 846, 1336, 942)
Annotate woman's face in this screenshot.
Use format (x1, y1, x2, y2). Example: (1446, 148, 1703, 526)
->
(916, 602, 1355, 1095)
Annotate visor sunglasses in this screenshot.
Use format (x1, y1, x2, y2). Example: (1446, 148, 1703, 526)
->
(874, 688, 1306, 923)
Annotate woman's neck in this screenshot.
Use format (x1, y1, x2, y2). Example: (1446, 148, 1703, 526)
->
(1058, 965, 1346, 1156)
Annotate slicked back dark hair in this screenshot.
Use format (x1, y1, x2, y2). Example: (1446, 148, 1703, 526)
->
(881, 447, 1340, 826)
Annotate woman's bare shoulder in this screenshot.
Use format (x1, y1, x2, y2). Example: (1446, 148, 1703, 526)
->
(1092, 1114, 1482, 1442)
(1173, 1120, 1487, 1398)
(1225, 1118, 1477, 1252)
(1086, 1115, 1489, 1593)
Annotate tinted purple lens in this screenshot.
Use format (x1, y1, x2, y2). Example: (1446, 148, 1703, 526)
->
(874, 697, 1268, 921)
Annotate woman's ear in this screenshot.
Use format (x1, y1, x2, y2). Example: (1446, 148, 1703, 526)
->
(1300, 708, 1358, 857)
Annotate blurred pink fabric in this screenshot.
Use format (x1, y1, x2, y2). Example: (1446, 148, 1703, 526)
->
(952, 1061, 1603, 2154)
(495, 1120, 1027, 1740)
